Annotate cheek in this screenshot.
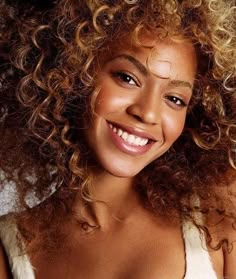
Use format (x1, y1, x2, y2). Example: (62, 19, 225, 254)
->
(94, 86, 131, 116)
(94, 92, 113, 116)
(163, 112, 186, 142)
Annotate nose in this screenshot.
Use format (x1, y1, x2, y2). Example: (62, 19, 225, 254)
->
(126, 88, 161, 125)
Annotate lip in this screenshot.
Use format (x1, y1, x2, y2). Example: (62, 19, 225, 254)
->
(107, 121, 158, 155)
(108, 121, 158, 142)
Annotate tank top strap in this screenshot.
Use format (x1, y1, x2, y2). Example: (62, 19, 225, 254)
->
(0, 214, 219, 279)
(0, 215, 35, 279)
(182, 221, 218, 279)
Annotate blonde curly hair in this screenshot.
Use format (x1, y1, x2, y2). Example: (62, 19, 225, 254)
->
(0, 0, 235, 250)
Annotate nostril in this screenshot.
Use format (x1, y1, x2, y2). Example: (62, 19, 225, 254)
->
(126, 103, 160, 125)
(133, 115, 143, 122)
(132, 113, 159, 125)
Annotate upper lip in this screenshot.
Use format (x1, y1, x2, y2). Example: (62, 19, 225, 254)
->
(108, 121, 159, 142)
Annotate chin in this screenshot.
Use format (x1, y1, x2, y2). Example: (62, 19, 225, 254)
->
(102, 162, 143, 178)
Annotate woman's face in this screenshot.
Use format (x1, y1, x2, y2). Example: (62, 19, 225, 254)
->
(85, 36, 197, 177)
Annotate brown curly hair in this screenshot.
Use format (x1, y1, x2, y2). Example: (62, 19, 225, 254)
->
(0, 0, 236, 251)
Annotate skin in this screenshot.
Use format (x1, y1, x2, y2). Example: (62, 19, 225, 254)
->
(0, 35, 234, 278)
(0, 242, 11, 279)
(85, 36, 195, 178)
(28, 36, 219, 279)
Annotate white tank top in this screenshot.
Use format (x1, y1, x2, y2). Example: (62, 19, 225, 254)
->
(0, 217, 218, 279)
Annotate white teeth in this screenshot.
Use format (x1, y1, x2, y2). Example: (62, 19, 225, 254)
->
(110, 124, 149, 146)
(118, 129, 123, 136)
(127, 134, 135, 144)
(141, 138, 148, 145)
(121, 131, 128, 141)
(134, 137, 141, 145)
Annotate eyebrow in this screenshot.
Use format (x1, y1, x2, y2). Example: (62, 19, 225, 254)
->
(107, 54, 193, 89)
(107, 54, 148, 75)
(168, 80, 193, 90)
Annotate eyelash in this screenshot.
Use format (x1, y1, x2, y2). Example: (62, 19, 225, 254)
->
(112, 71, 139, 86)
(165, 95, 187, 107)
(112, 71, 188, 108)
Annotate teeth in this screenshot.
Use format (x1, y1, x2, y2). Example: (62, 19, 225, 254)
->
(141, 138, 148, 145)
(110, 124, 149, 146)
(134, 137, 141, 145)
(121, 131, 129, 141)
(127, 134, 135, 144)
(117, 129, 123, 136)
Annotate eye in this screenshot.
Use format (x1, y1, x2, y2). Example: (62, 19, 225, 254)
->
(165, 95, 187, 108)
(112, 71, 139, 86)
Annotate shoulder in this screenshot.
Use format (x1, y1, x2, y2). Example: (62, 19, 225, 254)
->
(220, 218, 236, 278)
(0, 241, 12, 279)
(205, 180, 236, 278)
(0, 214, 15, 279)
(219, 180, 236, 278)
(0, 214, 36, 279)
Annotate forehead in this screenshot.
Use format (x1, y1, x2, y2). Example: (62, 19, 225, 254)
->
(101, 34, 197, 81)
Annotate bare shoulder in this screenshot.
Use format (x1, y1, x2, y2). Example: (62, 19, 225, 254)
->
(221, 181, 236, 278)
(220, 218, 236, 278)
(207, 218, 236, 278)
(202, 179, 236, 278)
(209, 180, 236, 278)
(0, 241, 11, 279)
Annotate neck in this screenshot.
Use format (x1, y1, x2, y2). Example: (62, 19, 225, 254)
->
(73, 171, 141, 229)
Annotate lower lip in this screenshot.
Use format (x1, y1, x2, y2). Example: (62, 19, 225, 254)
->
(107, 122, 155, 155)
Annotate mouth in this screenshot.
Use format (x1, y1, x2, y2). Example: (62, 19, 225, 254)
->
(109, 123, 152, 146)
(107, 121, 159, 156)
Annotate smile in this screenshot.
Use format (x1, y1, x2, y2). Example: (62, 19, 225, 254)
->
(107, 121, 157, 156)
(109, 123, 149, 146)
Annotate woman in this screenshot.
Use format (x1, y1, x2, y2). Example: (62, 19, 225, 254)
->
(0, 0, 235, 278)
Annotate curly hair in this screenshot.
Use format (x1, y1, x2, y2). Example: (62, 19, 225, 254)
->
(0, 0, 236, 251)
